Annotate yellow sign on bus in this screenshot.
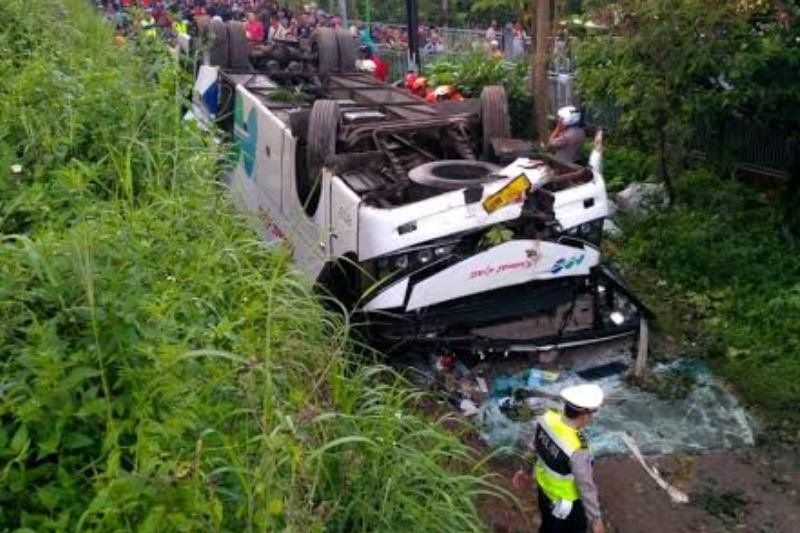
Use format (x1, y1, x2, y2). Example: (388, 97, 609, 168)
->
(482, 175, 531, 214)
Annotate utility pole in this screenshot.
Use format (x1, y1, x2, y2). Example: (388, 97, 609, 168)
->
(338, 0, 348, 26)
(532, 0, 551, 142)
(405, 0, 421, 72)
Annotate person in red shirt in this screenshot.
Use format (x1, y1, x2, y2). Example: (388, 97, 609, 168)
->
(359, 45, 388, 82)
(412, 77, 429, 99)
(245, 11, 264, 43)
(372, 53, 388, 82)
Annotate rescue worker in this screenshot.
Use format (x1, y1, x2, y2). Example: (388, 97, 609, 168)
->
(513, 384, 606, 533)
(426, 84, 464, 103)
(174, 18, 189, 38)
(411, 76, 430, 99)
(405, 71, 418, 92)
(548, 105, 586, 163)
(140, 12, 158, 39)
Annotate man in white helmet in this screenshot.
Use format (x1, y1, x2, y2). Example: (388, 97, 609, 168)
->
(548, 105, 586, 163)
(513, 383, 606, 533)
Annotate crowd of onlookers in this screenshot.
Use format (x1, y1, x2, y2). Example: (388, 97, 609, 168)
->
(98, 0, 542, 61)
(99, 1, 442, 52)
(96, 0, 578, 81)
(100, 1, 354, 42)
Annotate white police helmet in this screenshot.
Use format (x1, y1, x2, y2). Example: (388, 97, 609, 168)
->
(560, 383, 604, 411)
(557, 105, 581, 127)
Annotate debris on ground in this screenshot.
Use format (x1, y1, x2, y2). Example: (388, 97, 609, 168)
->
(410, 339, 753, 457)
(620, 431, 690, 504)
(460, 398, 480, 417)
(479, 357, 754, 456)
(429, 352, 491, 411)
(400, 340, 799, 532)
(626, 364, 696, 400)
(603, 218, 624, 239)
(616, 182, 669, 215)
(499, 397, 539, 423)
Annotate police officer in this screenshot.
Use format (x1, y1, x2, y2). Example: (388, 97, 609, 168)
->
(513, 384, 606, 533)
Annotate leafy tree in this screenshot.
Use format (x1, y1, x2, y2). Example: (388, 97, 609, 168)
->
(470, 0, 530, 26)
(722, 1, 800, 237)
(577, 0, 755, 203)
(578, 0, 799, 234)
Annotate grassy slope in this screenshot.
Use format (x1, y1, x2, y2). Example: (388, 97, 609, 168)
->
(605, 165, 800, 426)
(0, 1, 497, 530)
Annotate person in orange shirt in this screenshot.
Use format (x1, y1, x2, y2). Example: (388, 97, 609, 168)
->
(405, 71, 418, 92)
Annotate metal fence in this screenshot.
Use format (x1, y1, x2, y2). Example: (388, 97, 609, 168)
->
(438, 27, 486, 51)
(375, 45, 578, 120)
(694, 118, 794, 173)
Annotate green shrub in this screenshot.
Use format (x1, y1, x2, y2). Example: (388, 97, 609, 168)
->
(0, 1, 500, 530)
(601, 144, 657, 192)
(425, 51, 534, 137)
(614, 167, 800, 415)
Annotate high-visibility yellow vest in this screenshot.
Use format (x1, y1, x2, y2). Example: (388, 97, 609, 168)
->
(534, 409, 584, 502)
(175, 20, 188, 36)
(141, 17, 157, 38)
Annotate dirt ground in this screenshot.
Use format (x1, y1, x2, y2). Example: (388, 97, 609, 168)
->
(461, 339, 800, 533)
(479, 446, 800, 533)
(409, 334, 800, 532)
(594, 448, 800, 533)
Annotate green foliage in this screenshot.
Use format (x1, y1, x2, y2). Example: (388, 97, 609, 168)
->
(470, 0, 528, 26)
(705, 1, 800, 129)
(576, 0, 747, 200)
(425, 51, 534, 136)
(613, 168, 800, 414)
(479, 225, 515, 248)
(0, 0, 502, 530)
(577, 0, 800, 204)
(341, 0, 518, 27)
(601, 144, 657, 192)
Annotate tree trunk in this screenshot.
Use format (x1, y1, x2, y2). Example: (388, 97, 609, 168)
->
(659, 126, 675, 205)
(441, 0, 449, 28)
(533, 0, 551, 142)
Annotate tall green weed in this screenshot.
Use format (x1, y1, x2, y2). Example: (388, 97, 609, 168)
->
(0, 0, 499, 530)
